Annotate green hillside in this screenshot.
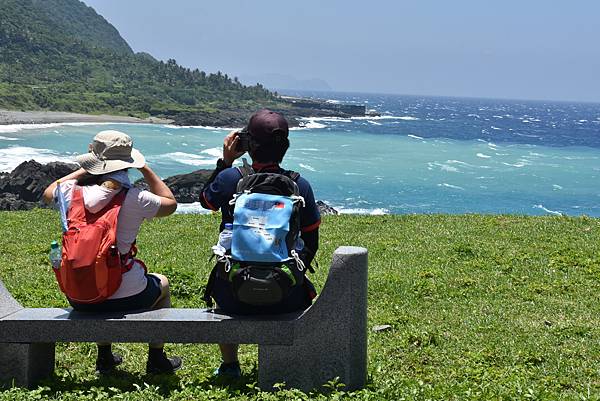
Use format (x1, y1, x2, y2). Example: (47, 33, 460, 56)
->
(0, 0, 281, 124)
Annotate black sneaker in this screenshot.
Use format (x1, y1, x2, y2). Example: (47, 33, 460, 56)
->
(95, 352, 123, 375)
(146, 351, 182, 374)
(213, 361, 241, 379)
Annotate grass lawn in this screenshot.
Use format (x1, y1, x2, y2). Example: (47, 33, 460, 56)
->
(1, 209, 600, 400)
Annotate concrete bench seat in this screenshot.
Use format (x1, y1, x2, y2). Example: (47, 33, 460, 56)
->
(0, 246, 368, 392)
(1, 308, 298, 345)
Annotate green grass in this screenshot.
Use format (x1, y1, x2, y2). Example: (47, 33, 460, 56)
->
(2, 210, 600, 400)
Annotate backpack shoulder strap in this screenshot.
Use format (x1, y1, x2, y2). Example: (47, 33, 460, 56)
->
(67, 185, 86, 225)
(285, 170, 300, 182)
(236, 157, 255, 179)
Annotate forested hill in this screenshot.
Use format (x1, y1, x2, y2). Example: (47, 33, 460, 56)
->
(0, 0, 282, 125)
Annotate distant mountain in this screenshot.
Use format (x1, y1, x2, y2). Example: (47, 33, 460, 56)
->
(240, 73, 333, 92)
(0, 0, 279, 125)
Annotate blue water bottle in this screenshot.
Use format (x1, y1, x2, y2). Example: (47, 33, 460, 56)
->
(49, 240, 61, 270)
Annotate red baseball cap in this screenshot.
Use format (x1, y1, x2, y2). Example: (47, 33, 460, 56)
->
(247, 109, 289, 142)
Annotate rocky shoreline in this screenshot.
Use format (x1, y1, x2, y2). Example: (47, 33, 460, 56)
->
(0, 96, 366, 128)
(0, 161, 339, 215)
(0, 109, 173, 126)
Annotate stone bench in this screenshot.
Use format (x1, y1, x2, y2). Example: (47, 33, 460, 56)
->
(0, 246, 368, 392)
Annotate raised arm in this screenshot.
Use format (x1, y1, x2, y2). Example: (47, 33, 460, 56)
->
(42, 168, 88, 205)
(138, 165, 177, 217)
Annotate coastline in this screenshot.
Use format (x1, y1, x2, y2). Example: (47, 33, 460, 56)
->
(0, 95, 367, 128)
(0, 109, 173, 126)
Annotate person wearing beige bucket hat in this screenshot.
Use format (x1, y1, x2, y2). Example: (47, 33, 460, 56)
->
(43, 130, 182, 375)
(75, 130, 146, 175)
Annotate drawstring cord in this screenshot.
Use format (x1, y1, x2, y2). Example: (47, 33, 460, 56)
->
(291, 250, 305, 272)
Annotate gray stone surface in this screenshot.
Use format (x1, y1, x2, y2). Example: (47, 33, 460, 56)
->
(258, 246, 368, 392)
(0, 343, 55, 389)
(0, 246, 368, 391)
(0, 279, 22, 319)
(1, 308, 296, 345)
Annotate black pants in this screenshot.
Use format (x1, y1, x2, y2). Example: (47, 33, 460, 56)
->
(69, 275, 161, 313)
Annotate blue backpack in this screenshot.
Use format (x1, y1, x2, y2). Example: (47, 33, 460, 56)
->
(204, 164, 307, 307)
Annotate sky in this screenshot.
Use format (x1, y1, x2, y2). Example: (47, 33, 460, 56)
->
(83, 0, 600, 103)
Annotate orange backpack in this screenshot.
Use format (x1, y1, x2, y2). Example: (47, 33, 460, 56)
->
(54, 186, 128, 304)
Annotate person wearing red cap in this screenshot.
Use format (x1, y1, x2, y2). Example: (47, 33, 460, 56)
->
(199, 109, 321, 378)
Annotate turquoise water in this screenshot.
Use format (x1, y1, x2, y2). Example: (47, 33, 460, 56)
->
(1, 93, 600, 216)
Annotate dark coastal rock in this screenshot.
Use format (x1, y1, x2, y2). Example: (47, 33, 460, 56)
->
(317, 200, 339, 216)
(135, 169, 213, 203)
(0, 160, 78, 210)
(0, 193, 37, 211)
(1, 161, 340, 214)
(170, 101, 365, 128)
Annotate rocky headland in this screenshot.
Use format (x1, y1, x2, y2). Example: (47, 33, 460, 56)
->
(0, 97, 365, 129)
(0, 161, 338, 215)
(144, 97, 366, 127)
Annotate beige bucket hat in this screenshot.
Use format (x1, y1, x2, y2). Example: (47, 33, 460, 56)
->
(75, 130, 145, 175)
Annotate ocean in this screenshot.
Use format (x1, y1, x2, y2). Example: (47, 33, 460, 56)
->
(1, 91, 600, 216)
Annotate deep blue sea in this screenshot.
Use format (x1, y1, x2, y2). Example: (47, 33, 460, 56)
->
(1, 91, 600, 216)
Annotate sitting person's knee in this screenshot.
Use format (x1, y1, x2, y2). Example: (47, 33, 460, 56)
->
(152, 273, 170, 291)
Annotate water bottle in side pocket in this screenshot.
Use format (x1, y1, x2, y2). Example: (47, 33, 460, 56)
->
(49, 240, 62, 270)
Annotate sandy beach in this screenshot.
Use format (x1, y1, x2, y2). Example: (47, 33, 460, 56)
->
(0, 109, 173, 125)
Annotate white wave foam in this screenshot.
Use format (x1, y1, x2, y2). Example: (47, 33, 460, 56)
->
(301, 121, 328, 129)
(159, 152, 217, 166)
(0, 122, 130, 134)
(201, 147, 223, 158)
(553, 184, 563, 190)
(350, 115, 419, 121)
(0, 146, 75, 172)
(343, 172, 365, 176)
(0, 135, 20, 141)
(175, 202, 211, 214)
(368, 121, 382, 126)
(476, 153, 491, 159)
(512, 132, 541, 139)
(446, 160, 489, 169)
(428, 162, 459, 172)
(337, 207, 389, 215)
(407, 134, 424, 140)
(299, 163, 316, 172)
(438, 183, 465, 190)
(501, 161, 528, 168)
(533, 204, 562, 216)
(442, 165, 459, 172)
(491, 126, 502, 131)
